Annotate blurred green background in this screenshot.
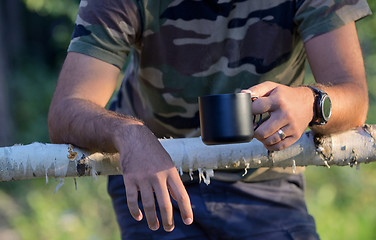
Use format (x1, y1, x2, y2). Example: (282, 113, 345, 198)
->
(0, 1, 375, 239)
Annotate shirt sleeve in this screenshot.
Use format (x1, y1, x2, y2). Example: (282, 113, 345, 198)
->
(67, 0, 142, 69)
(295, 0, 372, 43)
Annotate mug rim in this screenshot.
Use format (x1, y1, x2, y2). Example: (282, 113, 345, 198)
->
(198, 92, 250, 100)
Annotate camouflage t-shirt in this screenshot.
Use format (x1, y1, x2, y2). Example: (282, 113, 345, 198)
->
(68, 0, 371, 181)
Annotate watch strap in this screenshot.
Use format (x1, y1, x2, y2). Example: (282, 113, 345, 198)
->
(307, 86, 330, 126)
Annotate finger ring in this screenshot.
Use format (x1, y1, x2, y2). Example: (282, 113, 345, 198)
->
(278, 129, 286, 140)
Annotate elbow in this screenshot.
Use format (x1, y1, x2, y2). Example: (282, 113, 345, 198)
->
(342, 78, 368, 128)
(357, 95, 369, 127)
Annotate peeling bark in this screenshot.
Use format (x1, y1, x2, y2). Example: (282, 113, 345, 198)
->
(1, 125, 376, 182)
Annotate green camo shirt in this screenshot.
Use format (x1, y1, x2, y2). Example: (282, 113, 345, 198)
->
(68, 0, 371, 181)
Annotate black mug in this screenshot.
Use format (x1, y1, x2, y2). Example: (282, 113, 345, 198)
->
(199, 93, 260, 145)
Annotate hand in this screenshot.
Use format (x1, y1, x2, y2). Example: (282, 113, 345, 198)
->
(115, 123, 193, 232)
(242, 81, 314, 151)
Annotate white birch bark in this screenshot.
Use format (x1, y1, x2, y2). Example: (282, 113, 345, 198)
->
(1, 125, 376, 182)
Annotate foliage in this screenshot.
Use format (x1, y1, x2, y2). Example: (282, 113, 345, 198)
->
(0, 1, 375, 239)
(22, 0, 79, 22)
(8, 60, 58, 144)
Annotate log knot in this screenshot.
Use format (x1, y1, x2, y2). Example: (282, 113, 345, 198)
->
(313, 133, 333, 162)
(76, 154, 91, 177)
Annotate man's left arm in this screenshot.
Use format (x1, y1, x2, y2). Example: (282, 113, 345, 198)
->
(246, 22, 368, 151)
(304, 21, 368, 134)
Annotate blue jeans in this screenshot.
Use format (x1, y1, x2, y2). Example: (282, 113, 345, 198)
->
(108, 173, 319, 240)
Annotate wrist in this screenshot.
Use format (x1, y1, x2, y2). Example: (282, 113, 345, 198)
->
(297, 86, 315, 126)
(306, 85, 332, 126)
(112, 118, 150, 154)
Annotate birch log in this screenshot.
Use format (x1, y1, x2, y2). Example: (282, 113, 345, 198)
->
(1, 125, 376, 182)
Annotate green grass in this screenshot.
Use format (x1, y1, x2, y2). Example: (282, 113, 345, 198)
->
(0, 177, 120, 240)
(305, 164, 376, 240)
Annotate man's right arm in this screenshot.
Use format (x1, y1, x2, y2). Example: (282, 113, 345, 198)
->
(48, 52, 193, 232)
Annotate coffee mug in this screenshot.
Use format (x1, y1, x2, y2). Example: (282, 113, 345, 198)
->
(198, 92, 261, 145)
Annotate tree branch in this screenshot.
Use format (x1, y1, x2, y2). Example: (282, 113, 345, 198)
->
(1, 125, 376, 182)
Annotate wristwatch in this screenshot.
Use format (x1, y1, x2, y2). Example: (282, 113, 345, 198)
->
(307, 86, 332, 126)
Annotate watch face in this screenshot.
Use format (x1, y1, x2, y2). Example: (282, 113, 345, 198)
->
(321, 95, 332, 122)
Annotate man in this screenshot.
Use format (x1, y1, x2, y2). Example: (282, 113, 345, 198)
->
(48, 0, 371, 239)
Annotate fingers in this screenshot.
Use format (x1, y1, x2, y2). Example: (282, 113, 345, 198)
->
(167, 175, 193, 226)
(153, 179, 175, 232)
(119, 126, 193, 232)
(242, 81, 286, 115)
(124, 169, 192, 232)
(126, 182, 173, 232)
(125, 183, 143, 222)
(257, 125, 301, 151)
(254, 108, 288, 138)
(124, 175, 161, 231)
(263, 128, 287, 146)
(139, 183, 160, 231)
(251, 97, 274, 115)
(246, 81, 279, 97)
(265, 133, 297, 151)
(245, 90, 282, 116)
(242, 82, 312, 151)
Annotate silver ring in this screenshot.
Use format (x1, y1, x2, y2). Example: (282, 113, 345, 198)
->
(278, 129, 286, 140)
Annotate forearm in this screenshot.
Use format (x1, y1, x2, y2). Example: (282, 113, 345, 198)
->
(48, 97, 145, 153)
(305, 22, 368, 135)
(47, 52, 145, 153)
(49, 52, 193, 231)
(310, 81, 368, 135)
